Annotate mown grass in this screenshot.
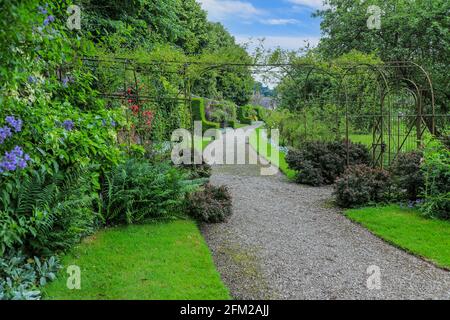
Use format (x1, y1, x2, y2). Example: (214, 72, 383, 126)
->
(250, 128, 297, 180)
(346, 205, 450, 269)
(43, 220, 231, 300)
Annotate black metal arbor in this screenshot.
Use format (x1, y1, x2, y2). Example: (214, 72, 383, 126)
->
(80, 57, 442, 168)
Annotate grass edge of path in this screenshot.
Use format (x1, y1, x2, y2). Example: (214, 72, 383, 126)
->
(345, 205, 450, 270)
(249, 127, 296, 180)
(43, 220, 231, 300)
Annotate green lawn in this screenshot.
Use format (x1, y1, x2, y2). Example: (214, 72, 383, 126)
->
(250, 128, 297, 180)
(346, 205, 450, 269)
(348, 133, 373, 146)
(43, 220, 230, 300)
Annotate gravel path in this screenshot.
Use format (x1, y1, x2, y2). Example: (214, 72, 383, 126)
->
(201, 126, 450, 300)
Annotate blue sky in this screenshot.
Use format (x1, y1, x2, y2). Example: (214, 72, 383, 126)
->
(198, 0, 324, 52)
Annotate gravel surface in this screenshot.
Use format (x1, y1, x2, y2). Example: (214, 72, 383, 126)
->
(201, 126, 450, 300)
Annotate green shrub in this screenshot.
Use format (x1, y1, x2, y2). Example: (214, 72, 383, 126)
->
(391, 151, 424, 201)
(286, 141, 370, 186)
(191, 98, 220, 132)
(254, 105, 267, 122)
(0, 250, 60, 300)
(102, 159, 201, 225)
(334, 165, 391, 208)
(420, 138, 450, 220)
(186, 184, 233, 223)
(0, 167, 97, 257)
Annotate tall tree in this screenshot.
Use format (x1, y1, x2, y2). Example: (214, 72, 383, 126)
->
(315, 0, 450, 113)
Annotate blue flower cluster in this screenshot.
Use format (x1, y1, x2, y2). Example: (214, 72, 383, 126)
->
(62, 76, 75, 87)
(63, 120, 75, 131)
(0, 116, 22, 144)
(102, 119, 117, 128)
(38, 4, 48, 15)
(0, 116, 30, 174)
(6, 116, 22, 132)
(38, 4, 54, 26)
(0, 146, 31, 173)
(43, 15, 55, 26)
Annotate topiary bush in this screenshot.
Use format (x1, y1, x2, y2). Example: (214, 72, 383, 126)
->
(237, 105, 257, 124)
(420, 138, 450, 220)
(186, 184, 233, 223)
(286, 141, 370, 186)
(391, 151, 424, 201)
(191, 98, 220, 132)
(334, 165, 391, 208)
(253, 105, 266, 122)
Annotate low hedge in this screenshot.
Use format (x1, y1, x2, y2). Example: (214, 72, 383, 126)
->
(237, 105, 253, 125)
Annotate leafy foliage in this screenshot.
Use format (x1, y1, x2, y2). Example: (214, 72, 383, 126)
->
(316, 0, 449, 114)
(0, 250, 60, 300)
(0, 167, 97, 257)
(391, 151, 424, 201)
(102, 159, 202, 225)
(286, 141, 370, 186)
(334, 165, 391, 208)
(420, 138, 450, 220)
(186, 184, 233, 223)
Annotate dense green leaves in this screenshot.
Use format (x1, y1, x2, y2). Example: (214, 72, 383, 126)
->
(316, 0, 450, 113)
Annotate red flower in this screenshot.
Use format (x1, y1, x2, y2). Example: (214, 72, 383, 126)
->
(130, 105, 139, 116)
(143, 110, 154, 127)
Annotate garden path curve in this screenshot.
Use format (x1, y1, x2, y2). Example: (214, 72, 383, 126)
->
(201, 125, 450, 300)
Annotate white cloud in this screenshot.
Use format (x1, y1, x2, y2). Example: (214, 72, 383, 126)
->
(198, 0, 265, 22)
(235, 35, 320, 52)
(261, 19, 301, 26)
(287, 0, 324, 9)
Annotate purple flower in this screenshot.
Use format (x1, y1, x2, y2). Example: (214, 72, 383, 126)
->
(0, 126, 12, 144)
(43, 15, 54, 26)
(38, 6, 48, 15)
(5, 116, 22, 132)
(28, 75, 37, 84)
(62, 76, 74, 87)
(111, 120, 117, 127)
(62, 77, 69, 87)
(0, 146, 31, 173)
(62, 120, 75, 131)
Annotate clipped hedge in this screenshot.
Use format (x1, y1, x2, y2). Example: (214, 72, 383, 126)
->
(237, 105, 265, 124)
(237, 105, 253, 125)
(254, 105, 267, 122)
(191, 98, 220, 132)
